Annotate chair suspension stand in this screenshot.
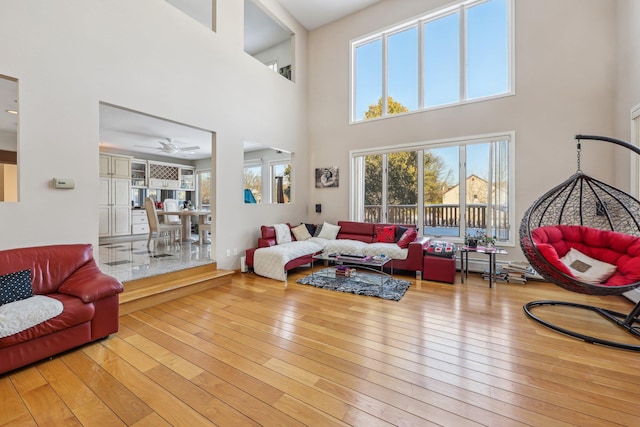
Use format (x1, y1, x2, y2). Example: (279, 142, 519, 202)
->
(523, 299, 640, 351)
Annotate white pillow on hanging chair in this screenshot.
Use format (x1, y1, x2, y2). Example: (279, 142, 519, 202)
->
(560, 247, 617, 284)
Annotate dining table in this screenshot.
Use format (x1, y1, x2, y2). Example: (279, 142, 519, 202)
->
(157, 209, 211, 242)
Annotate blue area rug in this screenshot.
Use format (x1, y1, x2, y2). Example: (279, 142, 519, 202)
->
(296, 268, 411, 301)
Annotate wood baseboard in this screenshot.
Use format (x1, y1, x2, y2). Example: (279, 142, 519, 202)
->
(119, 264, 234, 315)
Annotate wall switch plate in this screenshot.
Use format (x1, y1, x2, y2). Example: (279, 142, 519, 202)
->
(233, 248, 238, 256)
(226, 249, 231, 257)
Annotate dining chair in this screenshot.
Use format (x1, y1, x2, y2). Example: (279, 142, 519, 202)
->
(145, 197, 182, 249)
(198, 213, 212, 244)
(162, 199, 182, 224)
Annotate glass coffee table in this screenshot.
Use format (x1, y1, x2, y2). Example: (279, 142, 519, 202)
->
(311, 253, 393, 288)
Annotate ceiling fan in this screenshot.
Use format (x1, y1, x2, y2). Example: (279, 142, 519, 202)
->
(137, 138, 200, 154)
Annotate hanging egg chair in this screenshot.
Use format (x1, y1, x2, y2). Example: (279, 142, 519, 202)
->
(520, 134, 640, 351)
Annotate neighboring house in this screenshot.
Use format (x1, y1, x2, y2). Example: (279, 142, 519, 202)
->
(442, 175, 508, 206)
(443, 175, 489, 205)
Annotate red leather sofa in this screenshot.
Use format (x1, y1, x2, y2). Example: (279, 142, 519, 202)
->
(246, 221, 429, 275)
(0, 244, 124, 374)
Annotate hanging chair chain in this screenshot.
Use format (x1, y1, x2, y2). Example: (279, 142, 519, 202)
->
(576, 142, 582, 173)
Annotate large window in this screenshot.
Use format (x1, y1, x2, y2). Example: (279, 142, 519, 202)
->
(351, 133, 514, 245)
(351, 0, 512, 122)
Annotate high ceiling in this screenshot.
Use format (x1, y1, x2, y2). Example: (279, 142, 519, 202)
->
(99, 0, 383, 160)
(2, 0, 383, 160)
(276, 0, 382, 30)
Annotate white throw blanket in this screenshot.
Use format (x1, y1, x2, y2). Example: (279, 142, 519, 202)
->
(0, 295, 64, 338)
(254, 240, 325, 281)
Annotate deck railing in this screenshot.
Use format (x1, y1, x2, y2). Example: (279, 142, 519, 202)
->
(364, 204, 509, 231)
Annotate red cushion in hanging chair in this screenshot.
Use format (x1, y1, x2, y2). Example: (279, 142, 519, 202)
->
(532, 225, 640, 286)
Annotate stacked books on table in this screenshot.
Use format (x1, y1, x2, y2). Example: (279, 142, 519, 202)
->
(502, 261, 532, 284)
(481, 261, 534, 284)
(482, 269, 508, 283)
(335, 265, 356, 277)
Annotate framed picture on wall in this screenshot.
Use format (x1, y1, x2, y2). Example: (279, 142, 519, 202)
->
(315, 167, 339, 188)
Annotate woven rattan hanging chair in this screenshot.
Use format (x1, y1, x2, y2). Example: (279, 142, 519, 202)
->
(520, 135, 640, 351)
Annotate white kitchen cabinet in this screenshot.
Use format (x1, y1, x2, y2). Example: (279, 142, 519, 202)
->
(100, 154, 131, 179)
(131, 209, 150, 235)
(148, 161, 180, 189)
(131, 160, 147, 187)
(99, 153, 132, 237)
(180, 167, 195, 190)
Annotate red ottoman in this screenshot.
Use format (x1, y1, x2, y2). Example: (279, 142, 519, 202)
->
(423, 254, 456, 284)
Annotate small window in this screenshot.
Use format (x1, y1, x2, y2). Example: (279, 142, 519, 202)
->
(271, 161, 291, 204)
(196, 170, 211, 209)
(243, 163, 262, 203)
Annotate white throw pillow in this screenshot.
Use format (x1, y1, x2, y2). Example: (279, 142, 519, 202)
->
(274, 223, 292, 244)
(560, 247, 617, 284)
(291, 224, 312, 241)
(317, 221, 341, 240)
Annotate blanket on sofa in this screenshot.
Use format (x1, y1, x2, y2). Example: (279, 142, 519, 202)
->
(254, 239, 326, 281)
(324, 240, 409, 260)
(0, 295, 63, 338)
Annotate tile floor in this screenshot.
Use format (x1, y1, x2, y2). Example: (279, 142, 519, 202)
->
(98, 234, 214, 283)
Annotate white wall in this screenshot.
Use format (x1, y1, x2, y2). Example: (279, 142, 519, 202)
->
(615, 1, 640, 141)
(0, 130, 16, 151)
(615, 0, 640, 303)
(306, 0, 617, 263)
(0, 0, 310, 270)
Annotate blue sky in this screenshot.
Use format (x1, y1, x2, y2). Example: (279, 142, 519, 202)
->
(355, 0, 508, 120)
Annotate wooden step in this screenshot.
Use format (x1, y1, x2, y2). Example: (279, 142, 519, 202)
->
(119, 263, 235, 315)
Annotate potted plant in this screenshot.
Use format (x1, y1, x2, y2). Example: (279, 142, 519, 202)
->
(476, 230, 497, 248)
(466, 231, 496, 248)
(464, 233, 478, 248)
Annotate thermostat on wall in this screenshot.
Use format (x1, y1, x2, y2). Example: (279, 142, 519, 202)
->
(53, 178, 75, 189)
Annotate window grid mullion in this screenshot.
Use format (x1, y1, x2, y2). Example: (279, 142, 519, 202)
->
(460, 5, 467, 102)
(417, 21, 425, 110)
(382, 35, 388, 117)
(382, 154, 389, 222)
(417, 150, 424, 235)
(487, 142, 495, 239)
(460, 145, 467, 238)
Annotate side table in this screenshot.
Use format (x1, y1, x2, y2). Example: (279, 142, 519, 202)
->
(459, 246, 508, 288)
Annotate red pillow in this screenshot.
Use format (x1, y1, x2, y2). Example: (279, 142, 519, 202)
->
(397, 228, 418, 248)
(375, 225, 397, 243)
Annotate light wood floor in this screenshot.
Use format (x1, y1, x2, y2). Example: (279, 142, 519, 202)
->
(2, 270, 639, 426)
